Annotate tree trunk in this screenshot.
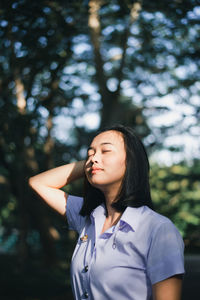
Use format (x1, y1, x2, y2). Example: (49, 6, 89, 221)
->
(88, 0, 142, 129)
(13, 73, 58, 266)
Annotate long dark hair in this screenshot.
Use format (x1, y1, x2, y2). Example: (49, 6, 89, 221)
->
(80, 125, 153, 216)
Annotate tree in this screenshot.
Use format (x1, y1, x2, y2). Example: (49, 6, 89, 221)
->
(0, 0, 200, 265)
(0, 0, 82, 264)
(150, 161, 200, 250)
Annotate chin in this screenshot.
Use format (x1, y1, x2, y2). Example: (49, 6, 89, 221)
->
(89, 178, 106, 189)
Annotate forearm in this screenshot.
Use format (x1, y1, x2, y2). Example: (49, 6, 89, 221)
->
(28, 160, 85, 215)
(29, 160, 85, 189)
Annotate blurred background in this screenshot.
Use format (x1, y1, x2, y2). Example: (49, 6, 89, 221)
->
(0, 0, 200, 299)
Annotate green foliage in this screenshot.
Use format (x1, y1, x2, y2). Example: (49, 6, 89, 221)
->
(150, 161, 200, 250)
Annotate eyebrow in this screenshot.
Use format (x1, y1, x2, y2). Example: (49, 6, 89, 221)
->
(87, 142, 113, 151)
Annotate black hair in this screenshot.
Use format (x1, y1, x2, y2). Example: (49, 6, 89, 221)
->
(80, 124, 153, 216)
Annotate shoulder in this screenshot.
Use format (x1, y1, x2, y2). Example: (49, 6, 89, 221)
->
(66, 194, 86, 233)
(140, 206, 177, 231)
(139, 207, 184, 253)
(129, 206, 182, 244)
(67, 194, 84, 207)
(123, 205, 179, 239)
(123, 205, 176, 231)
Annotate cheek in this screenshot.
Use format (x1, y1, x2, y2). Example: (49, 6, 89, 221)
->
(107, 156, 126, 173)
(119, 160, 126, 177)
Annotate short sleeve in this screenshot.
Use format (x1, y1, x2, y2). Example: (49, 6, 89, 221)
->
(147, 221, 185, 284)
(66, 194, 86, 234)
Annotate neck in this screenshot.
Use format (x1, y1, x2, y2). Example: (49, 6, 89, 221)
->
(103, 189, 122, 222)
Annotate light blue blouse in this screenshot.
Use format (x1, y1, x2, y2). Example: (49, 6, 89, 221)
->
(66, 195, 185, 300)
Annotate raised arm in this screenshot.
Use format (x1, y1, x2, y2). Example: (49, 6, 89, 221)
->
(29, 160, 85, 216)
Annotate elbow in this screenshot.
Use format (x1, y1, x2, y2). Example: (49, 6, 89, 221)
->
(28, 176, 36, 189)
(28, 175, 45, 192)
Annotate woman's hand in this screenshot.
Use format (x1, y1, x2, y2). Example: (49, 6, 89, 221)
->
(152, 275, 183, 300)
(29, 160, 85, 216)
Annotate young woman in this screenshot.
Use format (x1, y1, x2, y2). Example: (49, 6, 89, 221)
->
(29, 125, 185, 300)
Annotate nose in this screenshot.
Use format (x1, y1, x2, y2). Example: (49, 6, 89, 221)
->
(91, 152, 99, 163)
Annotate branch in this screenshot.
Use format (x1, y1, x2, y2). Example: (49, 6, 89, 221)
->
(43, 112, 55, 169)
(88, 0, 109, 96)
(116, 1, 142, 94)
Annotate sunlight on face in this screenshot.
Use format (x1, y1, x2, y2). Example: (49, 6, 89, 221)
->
(85, 130, 126, 193)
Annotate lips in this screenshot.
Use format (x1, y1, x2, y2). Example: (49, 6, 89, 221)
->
(91, 167, 103, 174)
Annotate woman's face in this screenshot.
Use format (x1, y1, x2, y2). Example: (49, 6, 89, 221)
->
(85, 130, 126, 193)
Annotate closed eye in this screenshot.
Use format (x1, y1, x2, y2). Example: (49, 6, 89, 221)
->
(87, 152, 94, 157)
